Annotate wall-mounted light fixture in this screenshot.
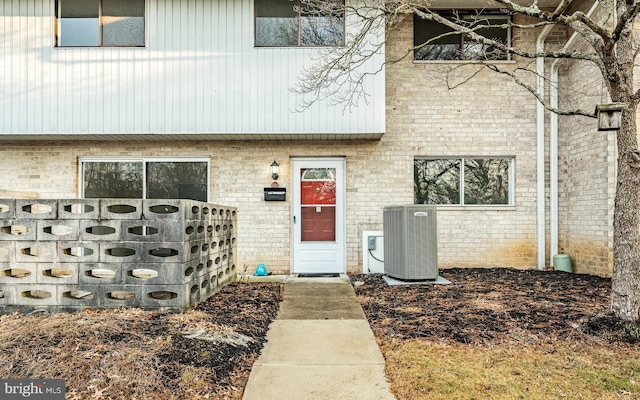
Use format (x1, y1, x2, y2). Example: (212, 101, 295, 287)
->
(270, 160, 279, 180)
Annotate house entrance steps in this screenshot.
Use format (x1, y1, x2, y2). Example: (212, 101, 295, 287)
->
(242, 275, 396, 400)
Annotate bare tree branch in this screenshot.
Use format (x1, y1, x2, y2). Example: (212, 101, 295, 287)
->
(484, 64, 596, 117)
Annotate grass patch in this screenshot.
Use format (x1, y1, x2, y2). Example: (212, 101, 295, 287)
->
(383, 340, 640, 399)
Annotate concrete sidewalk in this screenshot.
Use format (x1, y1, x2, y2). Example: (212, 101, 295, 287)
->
(242, 275, 396, 400)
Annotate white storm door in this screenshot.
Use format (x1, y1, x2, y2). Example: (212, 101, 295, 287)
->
(292, 158, 345, 274)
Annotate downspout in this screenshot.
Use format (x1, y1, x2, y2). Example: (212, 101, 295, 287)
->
(549, 64, 559, 266)
(548, 1, 600, 266)
(536, 26, 554, 270)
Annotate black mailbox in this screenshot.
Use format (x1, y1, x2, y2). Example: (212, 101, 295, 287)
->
(264, 187, 286, 201)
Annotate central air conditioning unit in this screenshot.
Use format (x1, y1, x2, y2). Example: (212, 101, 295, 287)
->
(383, 205, 438, 280)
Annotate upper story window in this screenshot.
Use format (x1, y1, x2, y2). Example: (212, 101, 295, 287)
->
(414, 158, 513, 205)
(255, 0, 344, 47)
(55, 0, 145, 47)
(413, 12, 510, 61)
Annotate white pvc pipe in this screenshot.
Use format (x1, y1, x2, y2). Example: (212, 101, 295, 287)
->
(550, 67, 559, 265)
(536, 26, 554, 270)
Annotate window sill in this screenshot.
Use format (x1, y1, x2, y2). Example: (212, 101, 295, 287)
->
(434, 205, 516, 212)
(253, 45, 345, 49)
(54, 46, 146, 50)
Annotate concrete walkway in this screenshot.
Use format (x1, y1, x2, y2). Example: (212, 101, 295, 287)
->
(242, 275, 396, 400)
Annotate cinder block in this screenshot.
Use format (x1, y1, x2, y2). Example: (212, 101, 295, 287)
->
(198, 275, 213, 302)
(217, 265, 235, 287)
(182, 259, 200, 283)
(0, 200, 16, 219)
(78, 263, 122, 284)
(194, 221, 208, 241)
(219, 208, 237, 222)
(0, 262, 37, 284)
(121, 220, 163, 242)
(15, 199, 58, 220)
(139, 284, 190, 311)
(121, 264, 161, 285)
(229, 263, 237, 278)
(0, 242, 14, 262)
(122, 261, 195, 285)
(0, 220, 37, 241)
(57, 199, 100, 220)
(160, 219, 196, 243)
(203, 256, 215, 272)
(186, 240, 205, 261)
(210, 252, 224, 270)
(200, 204, 214, 221)
(207, 271, 220, 295)
(0, 284, 14, 305)
(194, 259, 208, 278)
(204, 223, 216, 239)
(187, 282, 201, 307)
(99, 242, 143, 263)
(37, 220, 79, 241)
(142, 242, 191, 263)
(102, 285, 143, 308)
(217, 264, 236, 288)
(15, 241, 58, 263)
(142, 199, 189, 220)
(100, 199, 142, 220)
(56, 241, 101, 263)
(213, 238, 226, 252)
(206, 240, 218, 256)
(13, 284, 59, 306)
(185, 201, 203, 220)
(36, 263, 79, 284)
(58, 284, 102, 308)
(79, 220, 121, 241)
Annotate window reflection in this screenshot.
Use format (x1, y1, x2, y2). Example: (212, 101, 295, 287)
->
(82, 160, 208, 201)
(56, 0, 145, 47)
(413, 13, 509, 61)
(255, 0, 344, 47)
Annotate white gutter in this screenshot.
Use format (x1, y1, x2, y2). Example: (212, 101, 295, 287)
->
(549, 66, 559, 266)
(548, 1, 600, 266)
(536, 25, 555, 270)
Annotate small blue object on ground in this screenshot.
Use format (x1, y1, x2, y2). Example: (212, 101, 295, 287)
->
(255, 263, 267, 276)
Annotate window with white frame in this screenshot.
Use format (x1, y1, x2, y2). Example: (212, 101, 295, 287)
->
(255, 0, 344, 47)
(55, 0, 145, 47)
(413, 12, 510, 61)
(80, 158, 209, 202)
(414, 158, 513, 205)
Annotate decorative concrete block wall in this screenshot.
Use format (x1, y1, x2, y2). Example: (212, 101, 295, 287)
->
(0, 199, 237, 313)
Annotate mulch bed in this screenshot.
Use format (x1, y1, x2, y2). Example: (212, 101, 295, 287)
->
(0, 282, 282, 400)
(160, 282, 282, 394)
(351, 268, 640, 347)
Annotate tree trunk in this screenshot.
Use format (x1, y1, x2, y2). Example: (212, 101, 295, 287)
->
(611, 104, 640, 322)
(608, 1, 640, 322)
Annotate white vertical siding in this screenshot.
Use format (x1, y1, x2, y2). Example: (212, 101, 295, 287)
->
(0, 0, 385, 138)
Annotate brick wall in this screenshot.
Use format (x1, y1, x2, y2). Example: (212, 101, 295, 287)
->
(557, 60, 615, 277)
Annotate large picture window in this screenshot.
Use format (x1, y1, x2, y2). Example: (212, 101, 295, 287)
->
(255, 0, 344, 47)
(55, 0, 145, 47)
(414, 158, 513, 205)
(81, 158, 209, 202)
(413, 13, 510, 61)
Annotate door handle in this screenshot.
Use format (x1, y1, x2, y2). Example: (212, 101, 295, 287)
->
(293, 216, 296, 223)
